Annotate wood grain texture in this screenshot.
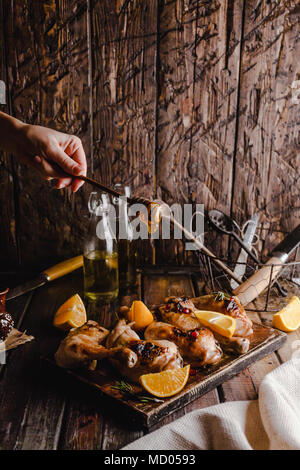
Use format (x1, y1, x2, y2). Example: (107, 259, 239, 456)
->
(193, 274, 283, 401)
(220, 307, 280, 402)
(41, 317, 285, 429)
(143, 272, 195, 305)
(0, 269, 292, 449)
(231, 0, 300, 257)
(1, 1, 300, 449)
(2, 0, 91, 271)
(1, 0, 300, 269)
(60, 272, 219, 445)
(0, 2, 19, 269)
(0, 281, 68, 450)
(254, 282, 300, 364)
(138, 271, 220, 432)
(91, 0, 157, 196)
(141, 271, 220, 430)
(41, 274, 285, 432)
(155, 0, 244, 263)
(90, 0, 158, 266)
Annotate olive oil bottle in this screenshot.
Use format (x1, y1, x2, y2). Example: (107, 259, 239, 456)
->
(84, 250, 118, 302)
(84, 193, 119, 303)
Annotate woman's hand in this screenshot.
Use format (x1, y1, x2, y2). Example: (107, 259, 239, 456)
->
(0, 112, 87, 192)
(16, 124, 87, 192)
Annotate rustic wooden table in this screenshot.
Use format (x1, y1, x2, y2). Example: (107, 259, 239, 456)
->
(0, 269, 299, 450)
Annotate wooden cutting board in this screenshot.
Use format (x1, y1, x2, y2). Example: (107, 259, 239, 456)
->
(43, 319, 286, 429)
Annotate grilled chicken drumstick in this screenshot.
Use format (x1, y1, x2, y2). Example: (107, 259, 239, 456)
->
(55, 319, 183, 380)
(105, 319, 183, 383)
(55, 320, 135, 370)
(192, 294, 253, 337)
(145, 321, 222, 367)
(159, 296, 251, 355)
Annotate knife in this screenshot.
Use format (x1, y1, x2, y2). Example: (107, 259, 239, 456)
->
(233, 223, 300, 305)
(6, 255, 83, 301)
(230, 214, 259, 290)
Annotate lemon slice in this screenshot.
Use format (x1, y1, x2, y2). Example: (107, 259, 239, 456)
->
(139, 365, 190, 398)
(127, 300, 154, 331)
(272, 296, 300, 332)
(53, 294, 87, 331)
(193, 309, 236, 338)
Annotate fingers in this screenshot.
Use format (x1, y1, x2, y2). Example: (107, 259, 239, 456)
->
(46, 139, 83, 177)
(47, 135, 87, 192)
(70, 177, 84, 193)
(20, 153, 64, 180)
(56, 177, 73, 189)
(21, 129, 88, 192)
(33, 155, 66, 178)
(24, 155, 73, 190)
(32, 155, 82, 191)
(67, 137, 87, 174)
(65, 136, 87, 192)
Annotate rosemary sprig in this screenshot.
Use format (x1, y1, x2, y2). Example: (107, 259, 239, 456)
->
(213, 291, 231, 302)
(111, 380, 164, 403)
(111, 380, 133, 394)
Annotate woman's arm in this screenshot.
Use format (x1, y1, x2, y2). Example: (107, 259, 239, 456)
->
(0, 111, 87, 192)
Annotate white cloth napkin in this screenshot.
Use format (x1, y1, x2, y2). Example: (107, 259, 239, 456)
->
(122, 356, 300, 450)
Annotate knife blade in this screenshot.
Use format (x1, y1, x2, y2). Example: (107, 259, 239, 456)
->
(6, 255, 83, 301)
(233, 223, 300, 305)
(272, 224, 300, 257)
(230, 214, 259, 290)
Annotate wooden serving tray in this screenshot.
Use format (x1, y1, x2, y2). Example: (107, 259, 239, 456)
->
(43, 320, 286, 428)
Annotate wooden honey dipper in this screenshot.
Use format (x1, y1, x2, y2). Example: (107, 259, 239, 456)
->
(77, 175, 152, 206)
(77, 175, 242, 285)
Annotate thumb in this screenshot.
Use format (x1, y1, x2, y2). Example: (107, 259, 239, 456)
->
(45, 142, 82, 176)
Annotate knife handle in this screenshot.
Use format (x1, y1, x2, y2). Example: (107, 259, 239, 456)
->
(233, 255, 284, 306)
(43, 255, 83, 281)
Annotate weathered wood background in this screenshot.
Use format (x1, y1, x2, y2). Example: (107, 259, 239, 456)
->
(1, 0, 300, 271)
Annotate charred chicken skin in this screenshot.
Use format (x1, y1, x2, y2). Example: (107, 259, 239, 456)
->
(55, 319, 183, 381)
(192, 294, 253, 337)
(55, 321, 110, 369)
(159, 296, 251, 355)
(145, 321, 222, 367)
(55, 320, 136, 370)
(105, 319, 183, 383)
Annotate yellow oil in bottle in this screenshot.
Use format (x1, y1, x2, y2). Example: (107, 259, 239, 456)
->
(83, 250, 119, 302)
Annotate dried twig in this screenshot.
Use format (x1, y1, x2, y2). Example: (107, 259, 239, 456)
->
(111, 380, 163, 403)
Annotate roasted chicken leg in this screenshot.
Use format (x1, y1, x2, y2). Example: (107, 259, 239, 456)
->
(145, 321, 222, 367)
(192, 294, 253, 337)
(55, 320, 135, 370)
(159, 296, 251, 355)
(105, 319, 183, 383)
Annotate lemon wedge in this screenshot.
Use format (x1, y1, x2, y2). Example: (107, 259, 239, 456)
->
(127, 300, 154, 331)
(53, 294, 87, 331)
(193, 309, 236, 338)
(139, 365, 190, 398)
(272, 296, 300, 332)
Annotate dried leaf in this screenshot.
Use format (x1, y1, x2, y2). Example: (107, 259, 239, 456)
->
(0, 328, 34, 352)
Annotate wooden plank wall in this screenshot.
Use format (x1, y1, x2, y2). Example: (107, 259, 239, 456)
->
(232, 0, 300, 257)
(1, 0, 91, 271)
(0, 1, 19, 269)
(0, 0, 299, 271)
